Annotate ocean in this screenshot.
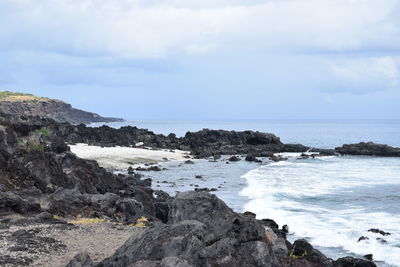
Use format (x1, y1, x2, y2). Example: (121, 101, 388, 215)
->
(91, 119, 400, 266)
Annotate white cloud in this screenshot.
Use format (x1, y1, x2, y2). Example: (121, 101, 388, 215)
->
(325, 56, 400, 93)
(0, 0, 399, 58)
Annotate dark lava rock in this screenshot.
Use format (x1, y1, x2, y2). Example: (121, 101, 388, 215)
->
(92, 192, 286, 267)
(135, 166, 162, 172)
(334, 256, 376, 267)
(195, 175, 203, 179)
(287, 239, 332, 266)
(127, 167, 135, 174)
(184, 160, 195, 164)
(336, 142, 400, 157)
(243, 211, 256, 218)
(269, 155, 288, 162)
(358, 236, 369, 242)
(259, 218, 279, 231)
(0, 97, 123, 124)
(66, 252, 94, 267)
(0, 192, 41, 214)
(228, 155, 241, 162)
(245, 154, 256, 161)
(368, 228, 391, 236)
(363, 254, 373, 261)
(194, 187, 217, 192)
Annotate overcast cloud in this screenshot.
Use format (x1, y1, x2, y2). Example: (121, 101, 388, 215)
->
(0, 0, 399, 119)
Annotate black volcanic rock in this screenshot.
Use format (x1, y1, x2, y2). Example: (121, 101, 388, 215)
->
(336, 142, 400, 157)
(0, 113, 381, 267)
(0, 113, 157, 223)
(334, 256, 376, 267)
(0, 92, 123, 124)
(93, 192, 285, 267)
(71, 192, 376, 267)
(245, 154, 256, 161)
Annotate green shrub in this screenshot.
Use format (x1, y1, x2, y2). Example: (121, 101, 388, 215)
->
(27, 141, 45, 153)
(37, 127, 49, 138)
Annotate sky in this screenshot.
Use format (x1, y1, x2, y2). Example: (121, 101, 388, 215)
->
(0, 0, 399, 120)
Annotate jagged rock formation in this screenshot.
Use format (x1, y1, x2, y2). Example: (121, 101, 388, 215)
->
(53, 124, 310, 158)
(0, 91, 123, 124)
(0, 113, 156, 223)
(68, 192, 376, 267)
(336, 142, 400, 157)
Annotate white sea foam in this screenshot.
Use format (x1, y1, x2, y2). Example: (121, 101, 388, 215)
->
(240, 155, 400, 266)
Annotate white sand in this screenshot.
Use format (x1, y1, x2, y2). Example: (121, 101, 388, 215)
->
(70, 143, 191, 171)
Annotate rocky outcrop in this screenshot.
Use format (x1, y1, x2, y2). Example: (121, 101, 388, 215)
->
(71, 192, 376, 267)
(0, 113, 156, 223)
(51, 124, 310, 158)
(0, 113, 310, 158)
(0, 95, 122, 124)
(335, 142, 400, 157)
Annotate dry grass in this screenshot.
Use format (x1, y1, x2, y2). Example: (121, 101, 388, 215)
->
(67, 218, 107, 225)
(133, 216, 149, 228)
(0, 91, 50, 102)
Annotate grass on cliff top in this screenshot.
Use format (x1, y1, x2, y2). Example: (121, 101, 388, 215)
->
(0, 91, 52, 102)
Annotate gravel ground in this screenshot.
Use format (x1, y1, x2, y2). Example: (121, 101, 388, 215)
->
(0, 220, 142, 267)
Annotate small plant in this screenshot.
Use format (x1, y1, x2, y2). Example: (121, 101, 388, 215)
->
(37, 127, 49, 138)
(26, 141, 45, 153)
(289, 250, 308, 259)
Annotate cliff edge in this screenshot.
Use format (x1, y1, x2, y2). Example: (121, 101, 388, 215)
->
(0, 91, 123, 124)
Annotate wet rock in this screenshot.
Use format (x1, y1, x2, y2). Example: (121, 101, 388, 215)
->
(184, 160, 194, 164)
(363, 254, 373, 261)
(288, 239, 332, 266)
(336, 142, 400, 157)
(334, 256, 376, 267)
(195, 175, 203, 179)
(135, 166, 162, 172)
(245, 154, 256, 161)
(228, 155, 241, 162)
(358, 236, 369, 242)
(269, 155, 288, 162)
(194, 187, 217, 192)
(368, 228, 391, 236)
(127, 166, 135, 174)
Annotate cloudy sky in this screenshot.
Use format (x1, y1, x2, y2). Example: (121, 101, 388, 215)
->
(1, 0, 399, 120)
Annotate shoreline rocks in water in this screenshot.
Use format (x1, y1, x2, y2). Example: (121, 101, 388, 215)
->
(0, 112, 384, 266)
(336, 142, 400, 157)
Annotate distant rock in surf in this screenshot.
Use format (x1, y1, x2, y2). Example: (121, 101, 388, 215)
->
(336, 142, 400, 157)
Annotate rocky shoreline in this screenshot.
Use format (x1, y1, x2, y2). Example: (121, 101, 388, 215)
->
(2, 112, 398, 266)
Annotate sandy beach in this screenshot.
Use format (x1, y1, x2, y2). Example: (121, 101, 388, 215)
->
(70, 143, 192, 171)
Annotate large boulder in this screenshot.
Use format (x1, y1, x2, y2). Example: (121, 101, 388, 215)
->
(94, 192, 286, 267)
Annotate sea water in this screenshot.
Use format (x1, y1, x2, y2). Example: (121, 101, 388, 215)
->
(93, 120, 400, 266)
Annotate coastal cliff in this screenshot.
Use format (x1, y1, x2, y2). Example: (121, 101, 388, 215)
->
(0, 91, 123, 124)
